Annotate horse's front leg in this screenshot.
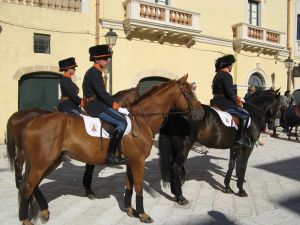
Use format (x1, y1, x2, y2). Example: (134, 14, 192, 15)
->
(236, 146, 253, 197)
(130, 161, 153, 223)
(82, 164, 96, 199)
(223, 148, 237, 194)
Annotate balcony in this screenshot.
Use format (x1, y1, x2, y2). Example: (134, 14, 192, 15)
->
(122, 0, 201, 47)
(232, 23, 286, 56)
(2, 0, 81, 12)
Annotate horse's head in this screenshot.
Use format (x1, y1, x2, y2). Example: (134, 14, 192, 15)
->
(174, 74, 204, 120)
(247, 89, 281, 123)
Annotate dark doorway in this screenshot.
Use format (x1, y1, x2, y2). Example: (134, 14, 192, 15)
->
(19, 72, 61, 111)
(138, 76, 171, 95)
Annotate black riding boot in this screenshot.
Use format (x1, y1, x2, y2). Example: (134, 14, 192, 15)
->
(234, 118, 250, 149)
(105, 129, 127, 165)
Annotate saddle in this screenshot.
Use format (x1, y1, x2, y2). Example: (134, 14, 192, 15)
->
(211, 106, 251, 129)
(80, 114, 132, 138)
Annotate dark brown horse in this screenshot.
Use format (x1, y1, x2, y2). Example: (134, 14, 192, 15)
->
(159, 89, 281, 205)
(284, 104, 300, 140)
(7, 75, 204, 224)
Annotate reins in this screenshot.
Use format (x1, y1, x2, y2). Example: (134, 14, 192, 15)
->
(128, 82, 199, 137)
(243, 101, 267, 117)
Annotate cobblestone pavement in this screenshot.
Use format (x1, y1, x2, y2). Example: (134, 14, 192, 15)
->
(0, 132, 300, 225)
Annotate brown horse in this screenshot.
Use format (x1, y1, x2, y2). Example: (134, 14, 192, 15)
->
(6, 87, 139, 188)
(8, 75, 204, 224)
(6, 87, 140, 222)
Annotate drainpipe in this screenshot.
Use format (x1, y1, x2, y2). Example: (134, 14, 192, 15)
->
(96, 0, 108, 89)
(95, 0, 100, 45)
(287, 0, 292, 91)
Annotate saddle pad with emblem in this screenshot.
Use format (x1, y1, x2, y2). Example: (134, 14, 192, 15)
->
(80, 114, 132, 138)
(211, 107, 251, 130)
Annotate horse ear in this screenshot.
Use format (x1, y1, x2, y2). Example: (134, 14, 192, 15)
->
(178, 74, 188, 84)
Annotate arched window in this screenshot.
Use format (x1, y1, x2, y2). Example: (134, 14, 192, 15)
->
(248, 72, 265, 90)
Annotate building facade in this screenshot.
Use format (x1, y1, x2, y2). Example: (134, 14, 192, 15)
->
(0, 0, 299, 143)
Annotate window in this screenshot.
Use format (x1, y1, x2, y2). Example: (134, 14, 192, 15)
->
(248, 72, 265, 90)
(248, 0, 259, 26)
(34, 33, 50, 54)
(297, 15, 300, 40)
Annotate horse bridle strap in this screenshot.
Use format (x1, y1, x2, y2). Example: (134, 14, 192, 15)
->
(129, 83, 197, 117)
(244, 102, 268, 119)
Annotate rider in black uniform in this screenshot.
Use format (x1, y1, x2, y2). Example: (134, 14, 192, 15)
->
(82, 44, 128, 165)
(210, 54, 250, 149)
(58, 57, 83, 115)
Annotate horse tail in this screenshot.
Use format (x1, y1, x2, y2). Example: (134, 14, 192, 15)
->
(158, 133, 175, 186)
(6, 115, 16, 171)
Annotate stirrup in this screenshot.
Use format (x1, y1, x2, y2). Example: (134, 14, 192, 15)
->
(105, 155, 127, 165)
(234, 138, 251, 149)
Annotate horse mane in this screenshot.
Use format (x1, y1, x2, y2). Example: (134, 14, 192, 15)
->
(133, 80, 176, 105)
(113, 87, 137, 99)
(247, 88, 280, 101)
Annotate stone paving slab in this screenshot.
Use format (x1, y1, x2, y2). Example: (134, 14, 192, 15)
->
(0, 132, 299, 225)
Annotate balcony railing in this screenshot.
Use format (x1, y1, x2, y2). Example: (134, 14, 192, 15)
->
(2, 0, 81, 12)
(123, 0, 201, 47)
(232, 23, 286, 56)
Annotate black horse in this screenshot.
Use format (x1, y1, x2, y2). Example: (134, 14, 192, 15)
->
(284, 104, 300, 140)
(159, 89, 280, 204)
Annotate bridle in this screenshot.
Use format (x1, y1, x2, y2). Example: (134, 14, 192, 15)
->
(128, 82, 201, 136)
(175, 84, 202, 120)
(244, 95, 280, 123)
(129, 82, 200, 117)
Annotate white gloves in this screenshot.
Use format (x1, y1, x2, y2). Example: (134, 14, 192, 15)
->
(118, 107, 129, 115)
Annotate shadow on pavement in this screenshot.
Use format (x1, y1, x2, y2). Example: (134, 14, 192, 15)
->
(187, 210, 238, 225)
(276, 193, 300, 214)
(256, 157, 300, 215)
(38, 152, 228, 213)
(256, 157, 300, 181)
(184, 155, 227, 191)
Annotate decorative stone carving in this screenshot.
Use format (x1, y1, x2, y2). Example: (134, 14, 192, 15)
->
(55, 0, 62, 10)
(74, 0, 80, 12)
(62, 0, 68, 10)
(68, 0, 75, 11)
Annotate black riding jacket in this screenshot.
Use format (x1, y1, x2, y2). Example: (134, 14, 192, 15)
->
(58, 76, 81, 112)
(82, 66, 115, 116)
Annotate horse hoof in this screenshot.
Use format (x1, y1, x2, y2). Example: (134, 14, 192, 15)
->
(126, 207, 139, 218)
(237, 190, 248, 197)
(39, 209, 50, 224)
(175, 195, 189, 205)
(85, 189, 96, 200)
(223, 187, 234, 194)
(22, 219, 34, 225)
(139, 213, 154, 223)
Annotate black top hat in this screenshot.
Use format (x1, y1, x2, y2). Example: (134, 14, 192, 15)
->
(58, 57, 77, 72)
(215, 54, 236, 71)
(89, 45, 112, 61)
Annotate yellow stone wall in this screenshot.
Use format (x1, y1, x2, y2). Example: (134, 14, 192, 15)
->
(0, 0, 298, 143)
